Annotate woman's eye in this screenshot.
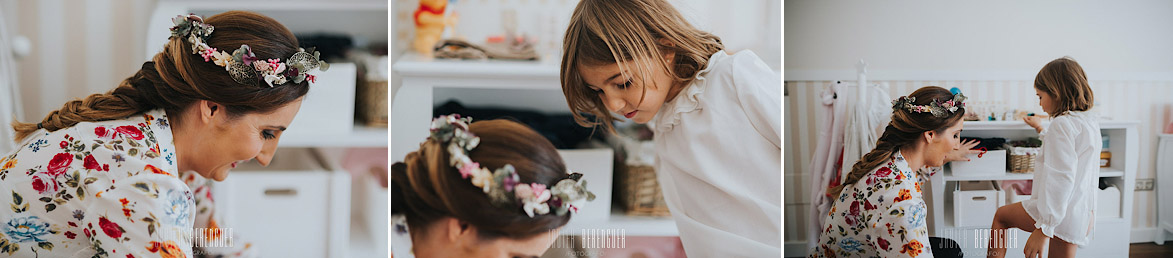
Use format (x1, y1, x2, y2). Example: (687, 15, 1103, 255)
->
(262, 130, 277, 140)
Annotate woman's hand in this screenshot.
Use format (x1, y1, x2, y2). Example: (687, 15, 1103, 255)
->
(1023, 116, 1044, 133)
(1024, 229, 1049, 258)
(944, 139, 982, 162)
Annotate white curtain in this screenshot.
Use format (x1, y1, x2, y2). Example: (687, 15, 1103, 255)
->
(806, 81, 891, 247)
(0, 3, 21, 153)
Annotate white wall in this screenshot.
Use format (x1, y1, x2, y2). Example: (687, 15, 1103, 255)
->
(785, 0, 1173, 81)
(783, 0, 1173, 251)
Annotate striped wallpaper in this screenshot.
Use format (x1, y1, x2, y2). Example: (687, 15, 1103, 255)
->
(784, 80, 1173, 243)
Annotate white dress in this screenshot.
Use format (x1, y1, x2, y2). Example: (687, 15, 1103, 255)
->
(650, 50, 782, 257)
(1021, 111, 1101, 246)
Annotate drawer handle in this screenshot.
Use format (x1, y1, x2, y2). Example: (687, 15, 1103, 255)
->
(264, 188, 298, 196)
(972, 196, 987, 201)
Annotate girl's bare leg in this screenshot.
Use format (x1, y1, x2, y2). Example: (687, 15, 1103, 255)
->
(988, 202, 1037, 258)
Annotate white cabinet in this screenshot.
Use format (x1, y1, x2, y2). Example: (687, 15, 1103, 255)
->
(1155, 134, 1173, 244)
(928, 121, 1138, 257)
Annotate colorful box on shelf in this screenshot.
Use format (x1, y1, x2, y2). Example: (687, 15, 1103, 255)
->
(953, 180, 1003, 227)
(949, 150, 1007, 176)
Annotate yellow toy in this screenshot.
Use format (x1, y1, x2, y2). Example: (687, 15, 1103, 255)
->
(413, 0, 457, 56)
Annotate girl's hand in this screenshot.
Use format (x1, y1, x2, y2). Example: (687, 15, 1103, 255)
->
(944, 139, 982, 162)
(1023, 116, 1044, 133)
(1024, 229, 1049, 258)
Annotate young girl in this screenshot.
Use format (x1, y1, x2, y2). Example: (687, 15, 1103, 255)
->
(390, 116, 595, 258)
(559, 0, 780, 256)
(988, 57, 1100, 258)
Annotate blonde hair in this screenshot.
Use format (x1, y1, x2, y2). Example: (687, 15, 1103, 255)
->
(560, 0, 723, 132)
(1034, 57, 1094, 116)
(11, 11, 309, 143)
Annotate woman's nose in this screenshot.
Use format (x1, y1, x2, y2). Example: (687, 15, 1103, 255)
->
(256, 144, 276, 166)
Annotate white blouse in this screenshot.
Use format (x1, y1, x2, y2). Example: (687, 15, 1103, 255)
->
(650, 50, 781, 257)
(1021, 111, 1102, 246)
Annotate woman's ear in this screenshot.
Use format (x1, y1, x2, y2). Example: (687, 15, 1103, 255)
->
(197, 100, 223, 124)
(923, 130, 936, 143)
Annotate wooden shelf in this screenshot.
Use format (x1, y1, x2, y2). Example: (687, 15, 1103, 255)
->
(561, 209, 679, 237)
(962, 120, 1140, 130)
(944, 167, 1125, 181)
(279, 125, 388, 147)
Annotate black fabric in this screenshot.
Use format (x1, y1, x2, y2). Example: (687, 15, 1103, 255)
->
(930, 237, 964, 258)
(433, 100, 602, 149)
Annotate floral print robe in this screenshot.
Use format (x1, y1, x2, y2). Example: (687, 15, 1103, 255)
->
(810, 151, 932, 258)
(0, 109, 254, 258)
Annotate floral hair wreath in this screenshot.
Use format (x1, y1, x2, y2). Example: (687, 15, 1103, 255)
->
(430, 114, 596, 218)
(169, 14, 329, 87)
(891, 93, 968, 118)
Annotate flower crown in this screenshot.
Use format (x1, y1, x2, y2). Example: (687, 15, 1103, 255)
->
(169, 14, 329, 87)
(892, 93, 968, 117)
(430, 115, 596, 218)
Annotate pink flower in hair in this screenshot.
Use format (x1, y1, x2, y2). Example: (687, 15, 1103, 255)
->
(459, 161, 479, 179)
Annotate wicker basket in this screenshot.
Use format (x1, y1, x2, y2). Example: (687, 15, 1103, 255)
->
(1007, 151, 1038, 173)
(357, 80, 388, 127)
(618, 165, 671, 217)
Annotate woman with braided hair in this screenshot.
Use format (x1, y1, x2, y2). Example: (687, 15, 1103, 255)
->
(0, 11, 326, 257)
(810, 86, 979, 258)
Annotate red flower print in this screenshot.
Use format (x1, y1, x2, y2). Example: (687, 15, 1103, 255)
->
(94, 126, 119, 140)
(84, 228, 92, 238)
(877, 237, 891, 251)
(895, 189, 912, 202)
(84, 154, 103, 171)
(849, 201, 861, 216)
(31, 173, 57, 195)
(863, 200, 877, 211)
(875, 166, 892, 177)
(895, 171, 904, 180)
(65, 231, 77, 239)
(99, 216, 124, 239)
(146, 240, 185, 258)
(47, 153, 73, 177)
(144, 164, 171, 176)
(115, 126, 144, 140)
(119, 198, 129, 205)
(59, 141, 68, 149)
(901, 239, 925, 257)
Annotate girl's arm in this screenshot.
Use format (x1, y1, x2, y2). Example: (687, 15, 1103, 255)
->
(1032, 121, 1079, 237)
(732, 53, 781, 148)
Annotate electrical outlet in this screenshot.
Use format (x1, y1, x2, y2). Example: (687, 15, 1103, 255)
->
(1136, 179, 1155, 191)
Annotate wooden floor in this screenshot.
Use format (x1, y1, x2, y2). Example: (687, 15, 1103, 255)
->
(1130, 243, 1173, 258)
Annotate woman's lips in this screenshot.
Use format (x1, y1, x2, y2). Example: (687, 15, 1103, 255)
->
(624, 110, 638, 119)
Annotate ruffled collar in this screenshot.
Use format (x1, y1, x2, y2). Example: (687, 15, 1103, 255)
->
(652, 51, 727, 133)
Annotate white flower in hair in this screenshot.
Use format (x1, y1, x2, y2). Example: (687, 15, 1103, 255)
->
(470, 167, 493, 193)
(516, 183, 552, 218)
